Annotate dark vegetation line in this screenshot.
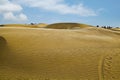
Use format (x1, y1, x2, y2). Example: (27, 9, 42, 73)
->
(0, 25, 4, 27)
(96, 25, 119, 29)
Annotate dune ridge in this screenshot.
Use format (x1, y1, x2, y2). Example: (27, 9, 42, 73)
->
(0, 23, 120, 80)
(0, 23, 48, 28)
(45, 23, 93, 29)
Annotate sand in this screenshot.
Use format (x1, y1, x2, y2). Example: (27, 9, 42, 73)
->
(0, 23, 48, 28)
(0, 23, 120, 80)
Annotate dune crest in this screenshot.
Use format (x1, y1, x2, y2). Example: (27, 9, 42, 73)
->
(37, 23, 48, 28)
(46, 23, 93, 29)
(0, 23, 47, 28)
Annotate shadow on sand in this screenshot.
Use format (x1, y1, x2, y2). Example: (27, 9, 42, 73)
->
(0, 36, 7, 50)
(0, 36, 9, 60)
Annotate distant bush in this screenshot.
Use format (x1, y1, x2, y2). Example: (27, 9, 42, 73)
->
(30, 23, 35, 25)
(0, 25, 4, 27)
(101, 26, 113, 29)
(96, 25, 99, 27)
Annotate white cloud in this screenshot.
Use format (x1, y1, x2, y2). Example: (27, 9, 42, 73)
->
(3, 12, 16, 20)
(18, 13, 28, 21)
(0, 2, 22, 13)
(3, 12, 28, 21)
(0, 0, 28, 22)
(13, 0, 97, 16)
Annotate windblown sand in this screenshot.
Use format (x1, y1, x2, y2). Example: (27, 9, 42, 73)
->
(0, 25, 120, 80)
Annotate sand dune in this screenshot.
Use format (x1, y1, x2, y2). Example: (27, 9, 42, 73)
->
(37, 23, 48, 28)
(110, 28, 120, 32)
(45, 23, 93, 29)
(0, 24, 120, 80)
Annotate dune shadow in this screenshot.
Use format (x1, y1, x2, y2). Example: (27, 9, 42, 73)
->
(0, 36, 7, 48)
(0, 36, 8, 59)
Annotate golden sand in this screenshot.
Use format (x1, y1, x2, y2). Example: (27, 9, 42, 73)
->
(0, 23, 120, 80)
(0, 23, 48, 28)
(110, 28, 120, 32)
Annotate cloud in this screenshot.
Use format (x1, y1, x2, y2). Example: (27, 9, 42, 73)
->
(0, 0, 28, 22)
(3, 12, 28, 21)
(0, 1, 22, 13)
(13, 0, 97, 16)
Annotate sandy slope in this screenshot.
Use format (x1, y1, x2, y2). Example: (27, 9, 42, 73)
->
(0, 23, 48, 28)
(110, 28, 120, 32)
(0, 26, 120, 80)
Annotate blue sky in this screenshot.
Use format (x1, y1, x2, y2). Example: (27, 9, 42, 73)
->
(0, 0, 120, 27)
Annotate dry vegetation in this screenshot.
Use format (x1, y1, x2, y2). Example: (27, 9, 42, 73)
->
(0, 23, 120, 80)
